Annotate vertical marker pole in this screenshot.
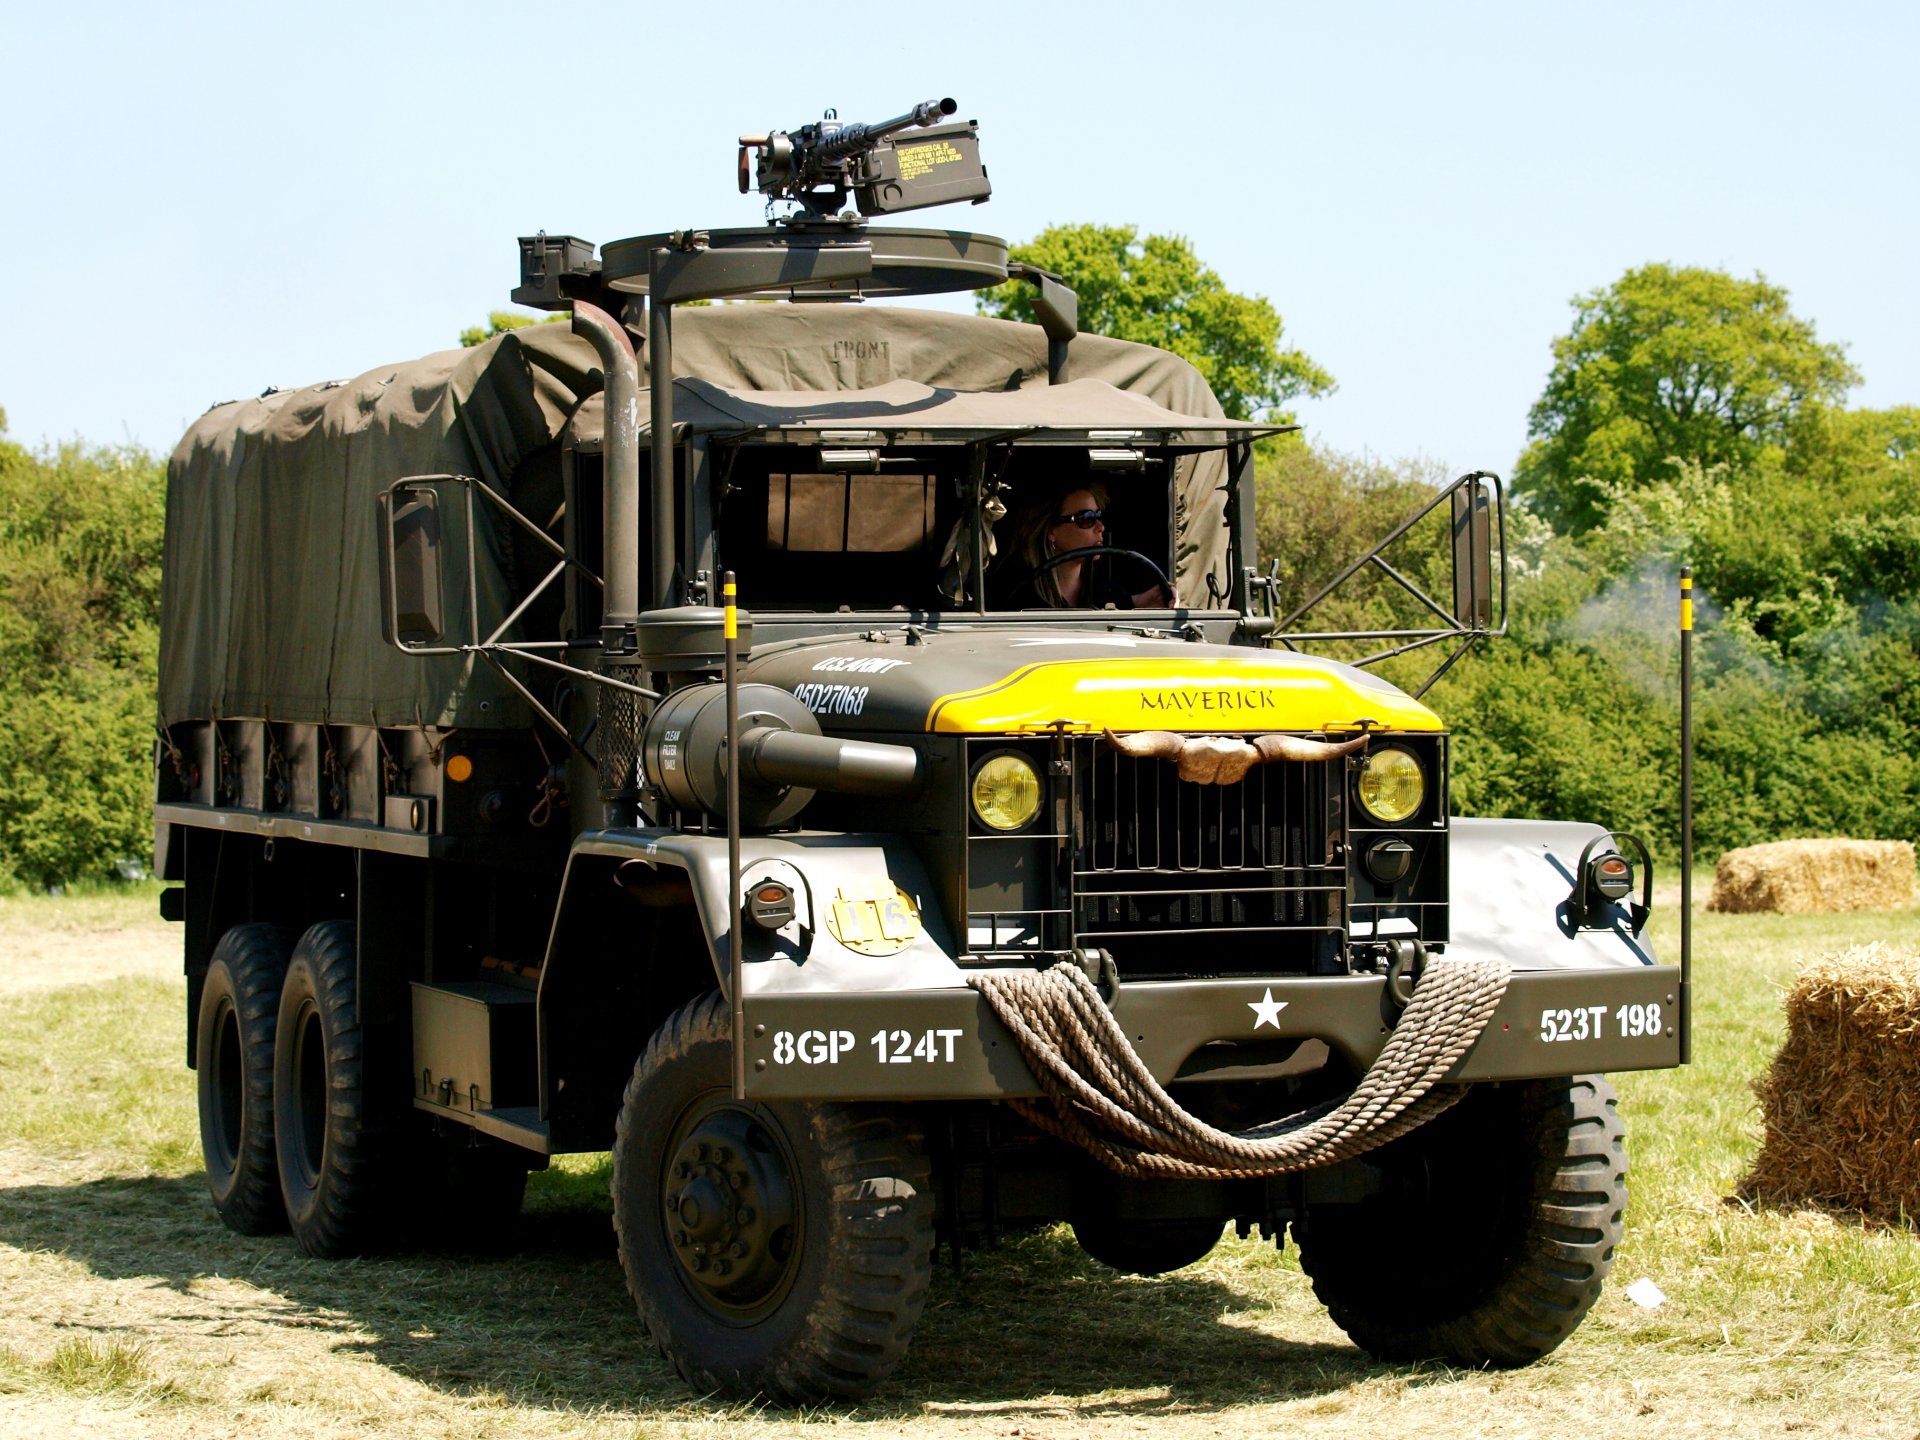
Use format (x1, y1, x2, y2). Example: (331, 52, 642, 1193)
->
(1679, 566, 1694, 1065)
(725, 572, 747, 1099)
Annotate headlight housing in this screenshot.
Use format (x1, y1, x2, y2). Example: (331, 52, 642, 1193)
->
(971, 752, 1042, 832)
(1355, 746, 1426, 824)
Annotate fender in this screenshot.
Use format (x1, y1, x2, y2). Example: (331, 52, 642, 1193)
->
(1445, 817, 1657, 971)
(556, 827, 966, 996)
(534, 827, 964, 1149)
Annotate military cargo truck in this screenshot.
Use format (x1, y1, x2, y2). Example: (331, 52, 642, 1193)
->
(156, 103, 1686, 1401)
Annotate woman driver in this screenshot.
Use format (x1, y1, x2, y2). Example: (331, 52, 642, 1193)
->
(1010, 482, 1171, 608)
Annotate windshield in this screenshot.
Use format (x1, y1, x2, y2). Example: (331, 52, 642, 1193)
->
(712, 443, 1181, 615)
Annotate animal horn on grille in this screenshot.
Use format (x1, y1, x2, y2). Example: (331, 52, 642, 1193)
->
(1102, 727, 1371, 785)
(1101, 729, 1184, 761)
(1251, 732, 1371, 763)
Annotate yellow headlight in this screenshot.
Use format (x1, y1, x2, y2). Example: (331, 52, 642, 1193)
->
(971, 753, 1041, 831)
(1356, 746, 1425, 824)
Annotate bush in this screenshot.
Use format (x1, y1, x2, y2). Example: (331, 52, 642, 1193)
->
(0, 424, 164, 886)
(1260, 439, 1920, 862)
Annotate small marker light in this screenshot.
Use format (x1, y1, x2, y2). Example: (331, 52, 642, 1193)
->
(746, 880, 797, 930)
(1593, 854, 1633, 902)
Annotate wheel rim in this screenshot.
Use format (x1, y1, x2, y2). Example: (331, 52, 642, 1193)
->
(661, 1096, 801, 1323)
(290, 1000, 326, 1187)
(208, 996, 243, 1174)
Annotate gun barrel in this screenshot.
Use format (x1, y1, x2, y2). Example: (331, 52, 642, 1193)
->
(812, 97, 957, 162)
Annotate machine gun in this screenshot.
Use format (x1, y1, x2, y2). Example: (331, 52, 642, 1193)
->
(738, 97, 991, 220)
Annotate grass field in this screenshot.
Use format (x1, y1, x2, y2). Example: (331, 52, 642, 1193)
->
(2, 881, 1918, 1438)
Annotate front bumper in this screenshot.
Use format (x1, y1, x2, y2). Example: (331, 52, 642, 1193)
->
(738, 964, 1682, 1101)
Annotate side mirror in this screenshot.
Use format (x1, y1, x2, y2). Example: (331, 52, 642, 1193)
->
(381, 484, 445, 648)
(1451, 477, 1493, 629)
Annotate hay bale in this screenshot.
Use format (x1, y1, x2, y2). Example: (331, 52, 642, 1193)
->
(1708, 838, 1916, 914)
(1741, 943, 1920, 1225)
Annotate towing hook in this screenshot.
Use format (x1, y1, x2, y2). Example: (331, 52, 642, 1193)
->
(1384, 939, 1426, 1008)
(1071, 947, 1121, 1006)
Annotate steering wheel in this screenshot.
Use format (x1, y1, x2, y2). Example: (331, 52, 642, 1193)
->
(1030, 545, 1171, 602)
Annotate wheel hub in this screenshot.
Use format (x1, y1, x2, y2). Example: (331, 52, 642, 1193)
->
(663, 1107, 797, 1310)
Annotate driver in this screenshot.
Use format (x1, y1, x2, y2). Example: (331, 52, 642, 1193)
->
(1006, 482, 1171, 609)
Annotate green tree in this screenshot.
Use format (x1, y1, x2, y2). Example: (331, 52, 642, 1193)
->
(0, 418, 165, 886)
(976, 224, 1334, 422)
(459, 309, 569, 348)
(1515, 264, 1859, 534)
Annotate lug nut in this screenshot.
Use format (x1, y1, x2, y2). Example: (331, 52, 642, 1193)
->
(731, 1241, 747, 1258)
(737, 1206, 755, 1224)
(713, 1258, 731, 1277)
(694, 1143, 708, 1161)
(690, 1255, 706, 1272)
(729, 1171, 746, 1190)
(675, 1161, 690, 1179)
(712, 1145, 731, 1164)
(673, 1229, 688, 1247)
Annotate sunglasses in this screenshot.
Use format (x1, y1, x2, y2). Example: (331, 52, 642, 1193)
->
(1051, 508, 1105, 530)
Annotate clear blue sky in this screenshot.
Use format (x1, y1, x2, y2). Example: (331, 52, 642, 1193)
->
(3, 1, 1913, 477)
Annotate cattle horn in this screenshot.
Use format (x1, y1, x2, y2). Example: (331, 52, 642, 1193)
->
(1251, 732, 1371, 764)
(1103, 727, 1372, 784)
(1101, 728, 1184, 761)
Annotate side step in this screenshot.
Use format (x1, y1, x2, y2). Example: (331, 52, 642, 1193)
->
(410, 981, 550, 1155)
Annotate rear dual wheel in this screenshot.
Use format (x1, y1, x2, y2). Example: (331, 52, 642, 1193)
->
(199, 919, 530, 1256)
(272, 920, 404, 1257)
(195, 923, 299, 1233)
(612, 994, 935, 1403)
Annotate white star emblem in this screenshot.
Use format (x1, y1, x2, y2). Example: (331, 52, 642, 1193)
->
(1249, 987, 1287, 1030)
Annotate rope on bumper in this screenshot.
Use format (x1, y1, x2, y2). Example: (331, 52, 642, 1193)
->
(967, 959, 1511, 1180)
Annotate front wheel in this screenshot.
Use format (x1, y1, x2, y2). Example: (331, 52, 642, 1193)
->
(611, 994, 934, 1403)
(1295, 1074, 1627, 1367)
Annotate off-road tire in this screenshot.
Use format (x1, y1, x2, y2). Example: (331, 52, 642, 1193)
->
(611, 993, 934, 1403)
(196, 923, 298, 1234)
(1072, 1213, 1224, 1275)
(273, 920, 405, 1258)
(1295, 1074, 1627, 1367)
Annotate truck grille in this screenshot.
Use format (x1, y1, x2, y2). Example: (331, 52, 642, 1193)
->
(1070, 739, 1347, 976)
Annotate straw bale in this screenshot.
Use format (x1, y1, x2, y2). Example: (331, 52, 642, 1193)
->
(1741, 943, 1920, 1225)
(1707, 838, 1916, 915)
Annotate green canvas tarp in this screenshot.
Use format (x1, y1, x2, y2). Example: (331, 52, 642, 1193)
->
(160, 306, 1248, 730)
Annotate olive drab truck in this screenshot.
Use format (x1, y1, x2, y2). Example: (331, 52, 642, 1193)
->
(155, 100, 1689, 1402)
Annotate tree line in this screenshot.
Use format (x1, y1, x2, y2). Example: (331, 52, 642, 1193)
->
(0, 410, 165, 886)
(1, 238, 1913, 884)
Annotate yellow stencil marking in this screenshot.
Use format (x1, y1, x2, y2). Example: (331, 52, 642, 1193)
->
(827, 882, 923, 957)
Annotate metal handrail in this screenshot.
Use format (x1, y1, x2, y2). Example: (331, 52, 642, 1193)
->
(1263, 470, 1509, 697)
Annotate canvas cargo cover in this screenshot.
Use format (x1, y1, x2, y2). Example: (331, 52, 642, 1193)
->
(160, 306, 1247, 730)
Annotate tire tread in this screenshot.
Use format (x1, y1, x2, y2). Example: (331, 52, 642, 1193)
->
(611, 993, 933, 1404)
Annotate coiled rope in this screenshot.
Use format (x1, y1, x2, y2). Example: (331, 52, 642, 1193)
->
(967, 959, 1511, 1179)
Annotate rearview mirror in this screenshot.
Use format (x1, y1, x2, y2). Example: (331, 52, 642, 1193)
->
(1451, 478, 1493, 629)
(381, 485, 445, 647)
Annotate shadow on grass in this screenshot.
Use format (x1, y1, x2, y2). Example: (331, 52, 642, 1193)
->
(0, 1167, 1382, 1416)
(1722, 1184, 1920, 1235)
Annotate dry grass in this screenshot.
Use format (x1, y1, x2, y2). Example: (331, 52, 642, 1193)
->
(1743, 943, 1920, 1225)
(1708, 838, 1917, 915)
(1, 883, 1919, 1437)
